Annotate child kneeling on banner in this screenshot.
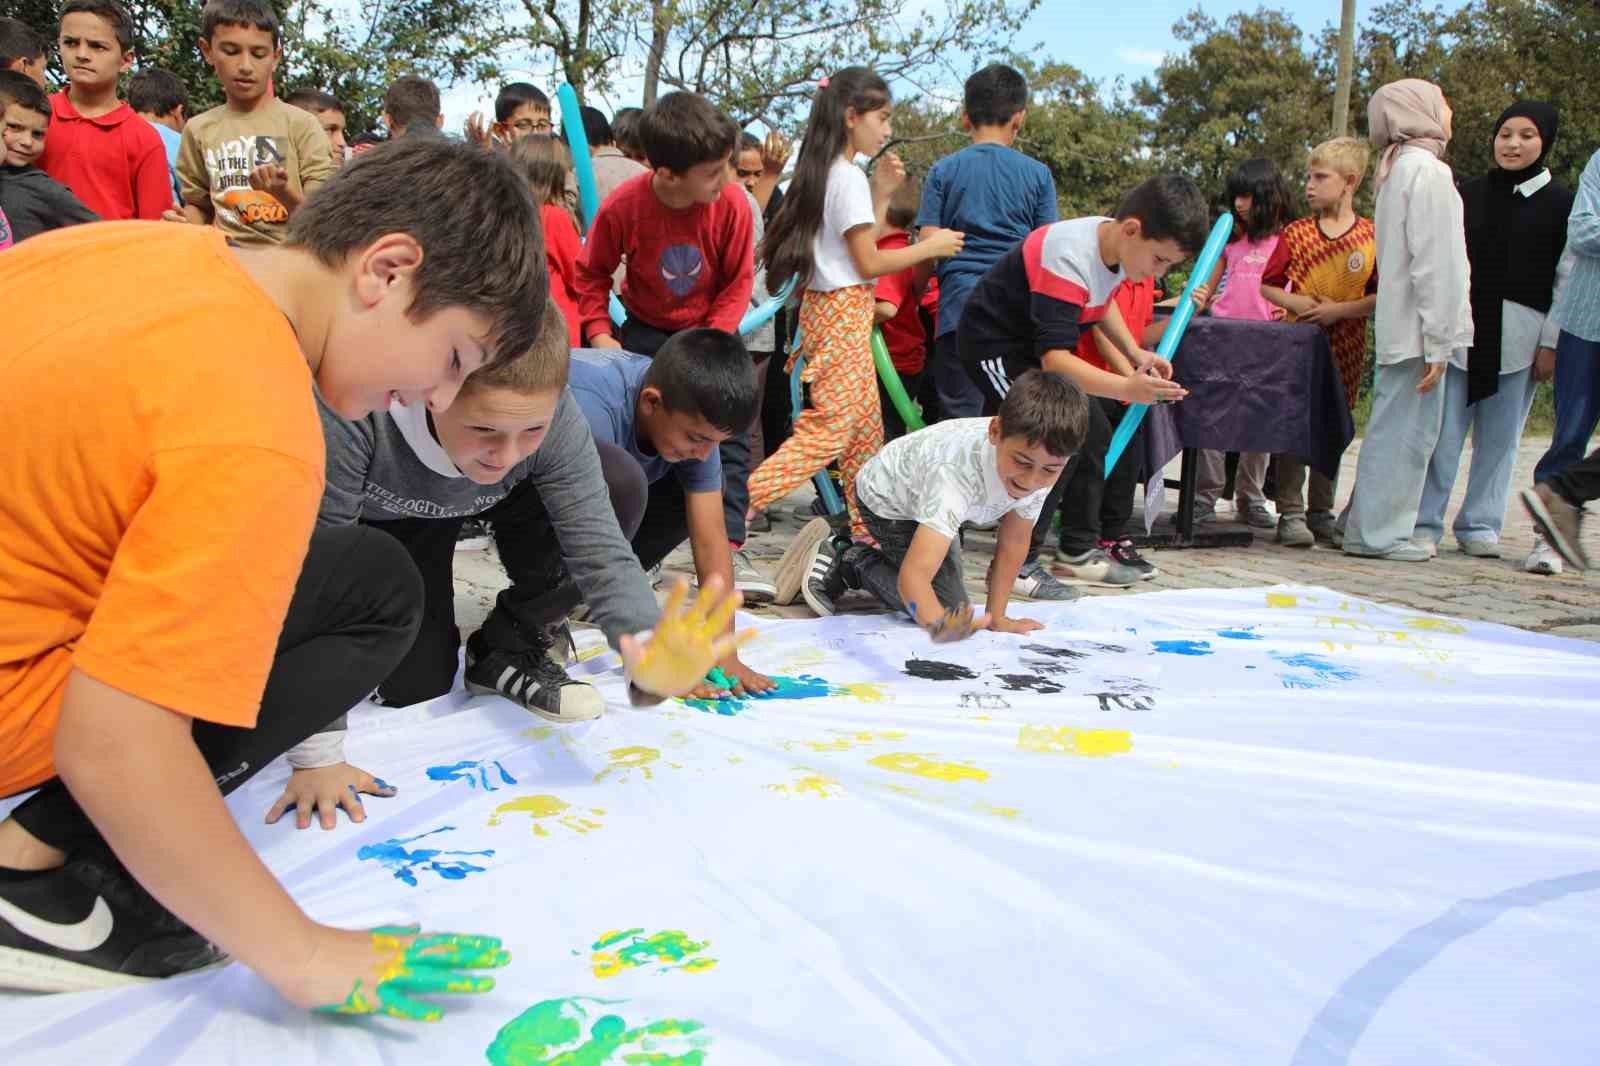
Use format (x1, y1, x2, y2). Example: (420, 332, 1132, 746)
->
(799, 370, 1088, 639)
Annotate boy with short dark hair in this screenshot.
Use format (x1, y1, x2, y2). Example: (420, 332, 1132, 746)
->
(0, 17, 47, 87)
(38, 0, 172, 220)
(918, 63, 1058, 421)
(959, 174, 1208, 591)
(0, 69, 98, 240)
(611, 106, 645, 163)
(876, 176, 929, 441)
(585, 103, 646, 206)
(176, 0, 335, 245)
(575, 92, 753, 354)
(383, 74, 442, 138)
(286, 87, 348, 161)
(1261, 136, 1378, 547)
(0, 138, 549, 1011)
(128, 66, 187, 205)
(568, 334, 775, 696)
(802, 369, 1088, 637)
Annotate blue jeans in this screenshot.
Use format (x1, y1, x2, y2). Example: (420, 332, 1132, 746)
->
(1414, 364, 1536, 545)
(1533, 330, 1600, 484)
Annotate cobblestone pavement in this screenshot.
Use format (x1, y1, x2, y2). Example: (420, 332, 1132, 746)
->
(454, 436, 1599, 643)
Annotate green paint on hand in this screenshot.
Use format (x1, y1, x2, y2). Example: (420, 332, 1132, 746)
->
(485, 996, 710, 1065)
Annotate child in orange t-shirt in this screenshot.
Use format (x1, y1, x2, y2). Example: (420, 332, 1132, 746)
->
(0, 140, 555, 1015)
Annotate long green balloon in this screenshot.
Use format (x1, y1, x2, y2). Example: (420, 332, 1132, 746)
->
(870, 327, 924, 432)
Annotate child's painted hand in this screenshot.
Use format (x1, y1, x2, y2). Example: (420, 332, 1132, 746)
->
(990, 615, 1044, 636)
(919, 226, 965, 259)
(721, 654, 777, 696)
(266, 763, 397, 831)
(621, 576, 754, 697)
(926, 604, 991, 643)
(305, 925, 509, 1022)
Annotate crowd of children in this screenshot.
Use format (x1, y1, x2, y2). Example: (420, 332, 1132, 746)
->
(1, 0, 1598, 1026)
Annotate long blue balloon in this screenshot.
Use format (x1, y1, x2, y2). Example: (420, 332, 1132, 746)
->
(1102, 214, 1234, 477)
(787, 339, 847, 515)
(556, 83, 600, 231)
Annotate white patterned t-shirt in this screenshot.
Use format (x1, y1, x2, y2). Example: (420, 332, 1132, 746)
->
(853, 418, 1049, 540)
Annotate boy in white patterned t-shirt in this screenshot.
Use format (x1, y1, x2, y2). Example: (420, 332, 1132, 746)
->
(798, 370, 1088, 638)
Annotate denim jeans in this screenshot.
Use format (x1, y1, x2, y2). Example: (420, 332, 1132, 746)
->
(1533, 330, 1600, 484)
(846, 497, 969, 618)
(1414, 364, 1536, 545)
(1344, 357, 1448, 555)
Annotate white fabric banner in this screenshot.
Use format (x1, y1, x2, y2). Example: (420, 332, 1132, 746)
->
(3, 584, 1598, 1065)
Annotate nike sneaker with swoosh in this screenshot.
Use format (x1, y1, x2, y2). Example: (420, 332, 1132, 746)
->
(0, 849, 228, 992)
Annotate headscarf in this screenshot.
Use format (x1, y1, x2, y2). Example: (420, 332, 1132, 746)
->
(1462, 100, 1570, 404)
(1368, 79, 1451, 192)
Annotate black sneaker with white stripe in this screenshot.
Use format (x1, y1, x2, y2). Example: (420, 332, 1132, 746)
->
(800, 538, 849, 617)
(464, 624, 603, 722)
(0, 849, 226, 993)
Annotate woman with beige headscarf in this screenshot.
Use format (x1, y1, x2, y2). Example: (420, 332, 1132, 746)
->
(1339, 78, 1475, 561)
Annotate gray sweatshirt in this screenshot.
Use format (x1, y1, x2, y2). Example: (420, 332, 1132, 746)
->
(317, 387, 659, 649)
(286, 389, 662, 770)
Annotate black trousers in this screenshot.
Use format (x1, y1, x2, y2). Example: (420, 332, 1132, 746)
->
(9, 525, 423, 855)
(1551, 445, 1600, 506)
(370, 441, 648, 707)
(619, 316, 673, 357)
(964, 355, 1122, 561)
(846, 497, 968, 617)
(879, 370, 923, 442)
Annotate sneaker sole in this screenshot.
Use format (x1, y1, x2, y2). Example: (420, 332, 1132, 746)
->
(1520, 489, 1588, 572)
(466, 681, 604, 722)
(773, 518, 831, 606)
(734, 580, 778, 605)
(0, 944, 232, 994)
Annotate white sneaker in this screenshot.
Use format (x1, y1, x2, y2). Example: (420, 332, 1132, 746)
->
(1052, 548, 1141, 587)
(730, 549, 776, 604)
(1525, 535, 1564, 575)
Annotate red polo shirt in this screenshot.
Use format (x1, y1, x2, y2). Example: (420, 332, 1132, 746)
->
(39, 91, 172, 221)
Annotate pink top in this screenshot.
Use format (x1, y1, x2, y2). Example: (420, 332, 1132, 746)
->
(1211, 233, 1283, 322)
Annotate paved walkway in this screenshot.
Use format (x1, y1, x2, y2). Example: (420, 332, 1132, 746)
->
(455, 436, 1598, 643)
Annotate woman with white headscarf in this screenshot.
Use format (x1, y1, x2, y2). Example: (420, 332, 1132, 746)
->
(1341, 79, 1475, 561)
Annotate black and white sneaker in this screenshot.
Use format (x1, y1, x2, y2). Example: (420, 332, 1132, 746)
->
(464, 625, 603, 722)
(0, 850, 227, 993)
(1104, 538, 1159, 580)
(800, 538, 848, 617)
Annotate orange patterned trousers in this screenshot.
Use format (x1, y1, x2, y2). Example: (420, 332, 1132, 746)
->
(746, 283, 882, 539)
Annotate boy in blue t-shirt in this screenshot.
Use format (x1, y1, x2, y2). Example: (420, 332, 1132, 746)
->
(916, 63, 1057, 422)
(568, 333, 775, 698)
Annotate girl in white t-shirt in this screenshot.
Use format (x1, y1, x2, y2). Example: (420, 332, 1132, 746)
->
(745, 66, 964, 540)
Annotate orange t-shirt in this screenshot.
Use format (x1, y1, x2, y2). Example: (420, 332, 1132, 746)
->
(0, 222, 325, 797)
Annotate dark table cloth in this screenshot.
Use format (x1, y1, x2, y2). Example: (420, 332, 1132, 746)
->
(1137, 316, 1356, 482)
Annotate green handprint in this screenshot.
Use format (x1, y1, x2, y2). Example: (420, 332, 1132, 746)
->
(317, 925, 511, 1022)
(486, 996, 710, 1065)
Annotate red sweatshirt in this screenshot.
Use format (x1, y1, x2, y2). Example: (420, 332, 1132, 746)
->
(576, 173, 753, 342)
(541, 204, 584, 346)
(39, 92, 172, 221)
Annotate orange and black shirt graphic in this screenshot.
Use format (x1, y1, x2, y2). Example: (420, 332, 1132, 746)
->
(203, 134, 290, 229)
